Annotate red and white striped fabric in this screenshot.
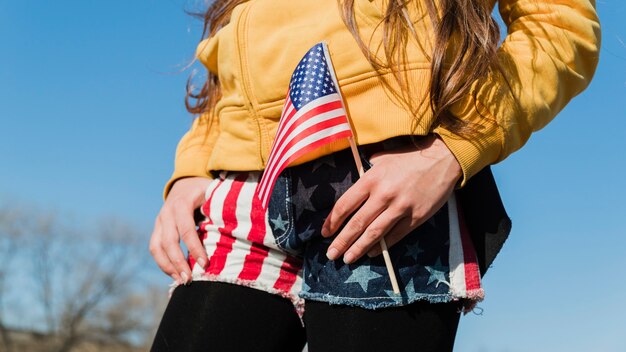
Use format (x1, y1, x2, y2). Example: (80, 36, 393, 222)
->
(447, 193, 484, 306)
(185, 171, 304, 316)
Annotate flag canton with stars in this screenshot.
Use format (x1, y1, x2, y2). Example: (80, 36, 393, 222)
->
(288, 43, 337, 110)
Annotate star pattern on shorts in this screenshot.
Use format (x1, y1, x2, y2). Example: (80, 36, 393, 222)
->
(329, 172, 353, 199)
(293, 178, 318, 218)
(425, 257, 450, 288)
(404, 239, 425, 259)
(344, 264, 383, 292)
(270, 213, 289, 232)
(297, 224, 316, 241)
(385, 278, 417, 300)
(311, 157, 336, 172)
(269, 149, 460, 306)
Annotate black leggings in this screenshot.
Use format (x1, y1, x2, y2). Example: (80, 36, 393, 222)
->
(150, 282, 461, 352)
(305, 299, 461, 352)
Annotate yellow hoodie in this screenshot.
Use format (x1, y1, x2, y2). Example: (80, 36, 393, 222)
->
(165, 0, 600, 197)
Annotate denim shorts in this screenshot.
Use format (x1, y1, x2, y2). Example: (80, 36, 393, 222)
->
(267, 146, 484, 309)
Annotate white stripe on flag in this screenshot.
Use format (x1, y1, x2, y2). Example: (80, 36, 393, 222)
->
(257, 93, 343, 199)
(260, 122, 351, 206)
(270, 104, 345, 168)
(258, 106, 348, 202)
(273, 94, 341, 150)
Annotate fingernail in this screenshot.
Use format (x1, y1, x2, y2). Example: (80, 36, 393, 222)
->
(180, 271, 189, 284)
(321, 226, 329, 237)
(344, 252, 355, 264)
(326, 247, 339, 260)
(197, 257, 206, 268)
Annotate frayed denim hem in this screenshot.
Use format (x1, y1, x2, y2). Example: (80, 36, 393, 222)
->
(298, 290, 483, 313)
(299, 291, 454, 309)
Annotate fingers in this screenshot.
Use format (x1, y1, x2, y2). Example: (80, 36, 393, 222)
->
(149, 219, 182, 283)
(367, 216, 413, 258)
(159, 208, 194, 284)
(175, 206, 208, 270)
(342, 210, 405, 264)
(149, 177, 212, 284)
(325, 198, 386, 262)
(321, 178, 370, 238)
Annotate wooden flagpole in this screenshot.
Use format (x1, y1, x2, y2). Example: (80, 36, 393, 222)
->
(347, 136, 401, 294)
(322, 41, 400, 294)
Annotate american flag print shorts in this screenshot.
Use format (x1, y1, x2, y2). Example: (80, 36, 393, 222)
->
(182, 171, 305, 317)
(267, 148, 484, 310)
(177, 146, 484, 315)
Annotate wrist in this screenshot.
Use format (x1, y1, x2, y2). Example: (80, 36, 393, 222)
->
(421, 135, 462, 183)
(168, 176, 212, 203)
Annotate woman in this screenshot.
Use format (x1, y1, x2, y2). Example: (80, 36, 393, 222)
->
(149, 0, 600, 351)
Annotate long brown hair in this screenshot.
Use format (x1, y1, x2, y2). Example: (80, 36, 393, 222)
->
(186, 0, 501, 135)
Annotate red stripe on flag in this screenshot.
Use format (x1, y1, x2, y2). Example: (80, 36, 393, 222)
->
(271, 116, 350, 168)
(255, 96, 295, 199)
(278, 130, 353, 169)
(238, 187, 270, 281)
(273, 101, 343, 154)
(258, 99, 342, 196)
(268, 121, 352, 176)
(456, 197, 481, 291)
(271, 97, 295, 147)
(260, 129, 352, 207)
(256, 93, 351, 206)
(258, 116, 351, 206)
(273, 255, 303, 293)
(206, 173, 249, 276)
(268, 116, 345, 187)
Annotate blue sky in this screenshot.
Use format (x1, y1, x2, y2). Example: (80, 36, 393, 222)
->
(1, 1, 625, 350)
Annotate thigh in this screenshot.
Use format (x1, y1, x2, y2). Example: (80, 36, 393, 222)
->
(304, 300, 461, 352)
(150, 281, 306, 352)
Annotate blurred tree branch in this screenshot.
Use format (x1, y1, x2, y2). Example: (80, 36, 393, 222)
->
(0, 203, 29, 352)
(0, 202, 168, 351)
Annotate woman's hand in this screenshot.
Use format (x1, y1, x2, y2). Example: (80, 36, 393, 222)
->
(149, 177, 212, 284)
(322, 135, 462, 263)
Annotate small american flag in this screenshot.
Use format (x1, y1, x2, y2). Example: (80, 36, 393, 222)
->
(256, 42, 353, 208)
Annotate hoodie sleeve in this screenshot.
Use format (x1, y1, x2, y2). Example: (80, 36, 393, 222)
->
(435, 0, 601, 187)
